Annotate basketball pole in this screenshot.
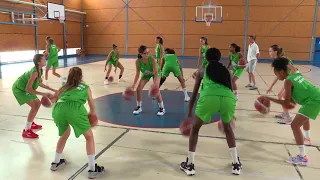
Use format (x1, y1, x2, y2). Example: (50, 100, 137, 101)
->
(181, 0, 186, 57)
(33, 0, 39, 54)
(243, 0, 249, 58)
(81, 0, 84, 50)
(62, 0, 67, 57)
(309, 0, 319, 63)
(126, 0, 129, 56)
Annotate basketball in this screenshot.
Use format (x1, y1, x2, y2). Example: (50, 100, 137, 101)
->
(41, 96, 53, 108)
(217, 118, 236, 134)
(123, 87, 135, 100)
(179, 120, 193, 136)
(108, 76, 114, 82)
(88, 114, 98, 127)
(282, 99, 296, 110)
(238, 58, 246, 66)
(148, 84, 160, 98)
(254, 96, 271, 114)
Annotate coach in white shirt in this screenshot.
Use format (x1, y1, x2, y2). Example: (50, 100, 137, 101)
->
(245, 35, 260, 90)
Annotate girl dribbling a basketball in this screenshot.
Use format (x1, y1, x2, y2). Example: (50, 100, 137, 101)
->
(227, 43, 246, 100)
(159, 48, 190, 102)
(50, 67, 104, 179)
(132, 45, 165, 116)
(104, 44, 125, 85)
(180, 48, 241, 176)
(12, 54, 57, 138)
(262, 58, 320, 166)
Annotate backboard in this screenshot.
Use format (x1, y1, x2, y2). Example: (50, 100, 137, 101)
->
(47, 2, 65, 22)
(195, 5, 223, 24)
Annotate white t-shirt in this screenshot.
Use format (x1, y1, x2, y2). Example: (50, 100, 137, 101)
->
(247, 42, 259, 62)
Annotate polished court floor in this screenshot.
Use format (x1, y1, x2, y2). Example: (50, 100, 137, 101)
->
(0, 57, 319, 180)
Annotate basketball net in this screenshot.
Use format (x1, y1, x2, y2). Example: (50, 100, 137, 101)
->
(205, 14, 212, 26)
(56, 16, 65, 24)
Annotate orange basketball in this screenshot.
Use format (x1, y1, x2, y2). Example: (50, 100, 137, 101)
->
(148, 84, 160, 98)
(88, 114, 98, 127)
(108, 76, 114, 82)
(179, 120, 193, 136)
(254, 96, 271, 114)
(41, 96, 53, 108)
(217, 118, 236, 134)
(282, 99, 296, 110)
(123, 87, 135, 100)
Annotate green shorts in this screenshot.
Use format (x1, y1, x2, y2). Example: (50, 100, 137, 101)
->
(162, 64, 181, 78)
(47, 57, 59, 68)
(52, 102, 90, 138)
(12, 85, 38, 105)
(195, 95, 236, 123)
(232, 68, 244, 78)
(298, 98, 320, 120)
(107, 60, 122, 67)
(201, 59, 208, 67)
(141, 71, 161, 81)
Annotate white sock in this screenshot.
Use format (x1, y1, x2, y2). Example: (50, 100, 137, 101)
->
(54, 153, 62, 163)
(25, 122, 32, 130)
(298, 145, 305, 156)
(188, 151, 195, 165)
(88, 155, 96, 171)
(158, 102, 164, 108)
(182, 88, 188, 97)
(137, 101, 142, 107)
(304, 130, 310, 139)
(230, 147, 239, 164)
(233, 90, 238, 94)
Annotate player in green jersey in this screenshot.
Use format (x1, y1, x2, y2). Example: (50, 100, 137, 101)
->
(12, 54, 56, 138)
(132, 45, 165, 116)
(180, 48, 242, 176)
(159, 48, 190, 102)
(266, 45, 304, 126)
(50, 67, 105, 178)
(104, 44, 125, 85)
(263, 57, 320, 166)
(44, 38, 63, 84)
(192, 37, 210, 79)
(227, 43, 246, 100)
(155, 36, 164, 64)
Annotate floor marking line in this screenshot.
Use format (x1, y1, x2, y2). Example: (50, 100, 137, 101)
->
(98, 155, 300, 180)
(284, 145, 304, 180)
(68, 129, 129, 180)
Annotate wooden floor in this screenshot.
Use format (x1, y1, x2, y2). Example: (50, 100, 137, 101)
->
(0, 59, 319, 180)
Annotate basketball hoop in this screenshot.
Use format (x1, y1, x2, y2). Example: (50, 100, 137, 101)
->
(204, 13, 213, 26)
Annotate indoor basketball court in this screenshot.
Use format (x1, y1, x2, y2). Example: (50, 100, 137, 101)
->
(0, 0, 320, 180)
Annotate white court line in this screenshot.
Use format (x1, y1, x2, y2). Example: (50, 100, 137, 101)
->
(100, 155, 300, 180)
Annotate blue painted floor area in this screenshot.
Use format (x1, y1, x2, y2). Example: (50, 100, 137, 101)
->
(94, 90, 220, 128)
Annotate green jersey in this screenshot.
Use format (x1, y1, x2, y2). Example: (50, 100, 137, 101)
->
(199, 68, 235, 100)
(164, 54, 179, 66)
(200, 45, 209, 59)
(58, 83, 89, 104)
(287, 73, 320, 105)
(138, 55, 159, 77)
(47, 44, 58, 59)
(13, 67, 42, 92)
(155, 44, 162, 59)
(229, 52, 240, 71)
(109, 50, 119, 63)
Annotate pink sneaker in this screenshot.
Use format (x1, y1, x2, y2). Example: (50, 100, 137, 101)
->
(286, 154, 308, 166)
(304, 138, 312, 146)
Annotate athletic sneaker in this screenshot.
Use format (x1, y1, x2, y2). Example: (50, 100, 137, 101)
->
(245, 84, 252, 88)
(278, 117, 291, 125)
(231, 157, 242, 175)
(22, 129, 38, 138)
(50, 159, 66, 171)
(275, 113, 284, 118)
(286, 154, 308, 166)
(88, 164, 105, 179)
(31, 122, 42, 129)
(184, 96, 190, 102)
(157, 108, 165, 116)
(249, 85, 258, 90)
(104, 79, 109, 85)
(180, 158, 195, 176)
(133, 106, 142, 115)
(304, 138, 312, 146)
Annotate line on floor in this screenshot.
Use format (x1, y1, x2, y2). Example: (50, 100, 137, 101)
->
(68, 129, 129, 180)
(284, 145, 304, 180)
(317, 146, 320, 152)
(98, 154, 300, 180)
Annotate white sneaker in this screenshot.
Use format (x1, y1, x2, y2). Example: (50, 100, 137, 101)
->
(104, 79, 109, 85)
(184, 96, 190, 102)
(133, 106, 142, 115)
(157, 108, 165, 116)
